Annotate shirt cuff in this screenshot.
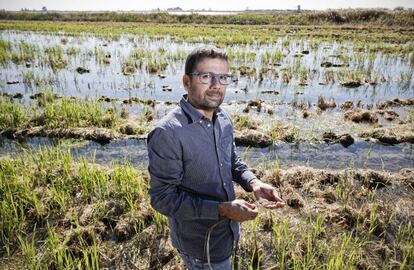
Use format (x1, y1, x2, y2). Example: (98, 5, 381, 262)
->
(239, 170, 257, 192)
(202, 200, 220, 220)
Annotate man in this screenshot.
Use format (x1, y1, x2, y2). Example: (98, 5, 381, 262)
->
(147, 46, 284, 269)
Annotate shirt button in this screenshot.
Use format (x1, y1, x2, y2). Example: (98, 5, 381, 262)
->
(223, 183, 226, 186)
(220, 163, 223, 167)
(199, 120, 202, 123)
(207, 124, 211, 127)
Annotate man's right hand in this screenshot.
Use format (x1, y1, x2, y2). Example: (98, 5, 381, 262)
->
(218, 199, 258, 222)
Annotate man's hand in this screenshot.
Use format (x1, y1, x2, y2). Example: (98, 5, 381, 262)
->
(218, 199, 258, 222)
(249, 179, 285, 209)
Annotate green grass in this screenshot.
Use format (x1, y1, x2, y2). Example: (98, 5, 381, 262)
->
(42, 98, 117, 129)
(232, 114, 258, 130)
(0, 94, 119, 130)
(1, 9, 413, 26)
(0, 39, 11, 65)
(0, 97, 29, 128)
(0, 146, 413, 269)
(0, 145, 153, 269)
(0, 20, 412, 46)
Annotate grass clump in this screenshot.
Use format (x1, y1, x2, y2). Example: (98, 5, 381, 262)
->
(0, 97, 29, 129)
(232, 114, 258, 130)
(268, 122, 299, 143)
(43, 98, 117, 129)
(0, 39, 11, 65)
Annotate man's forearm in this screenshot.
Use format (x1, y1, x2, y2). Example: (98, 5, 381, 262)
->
(149, 180, 220, 220)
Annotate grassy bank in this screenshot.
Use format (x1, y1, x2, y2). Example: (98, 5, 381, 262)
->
(1, 20, 413, 47)
(1, 9, 414, 27)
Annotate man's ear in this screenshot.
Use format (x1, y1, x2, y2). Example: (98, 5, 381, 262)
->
(182, 74, 190, 92)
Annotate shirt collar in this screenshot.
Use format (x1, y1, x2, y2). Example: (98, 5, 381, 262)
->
(180, 94, 222, 123)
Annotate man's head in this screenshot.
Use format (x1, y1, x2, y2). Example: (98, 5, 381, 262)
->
(183, 46, 230, 114)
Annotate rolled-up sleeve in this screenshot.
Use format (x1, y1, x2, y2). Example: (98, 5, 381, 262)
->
(147, 127, 220, 220)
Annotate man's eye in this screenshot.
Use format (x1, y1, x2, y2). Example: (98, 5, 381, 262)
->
(200, 74, 211, 79)
(219, 75, 228, 80)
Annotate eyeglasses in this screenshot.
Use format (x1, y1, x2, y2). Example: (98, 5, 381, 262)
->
(189, 72, 233, 85)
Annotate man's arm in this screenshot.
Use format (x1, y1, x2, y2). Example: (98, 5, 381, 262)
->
(231, 140, 257, 191)
(231, 139, 285, 209)
(148, 127, 259, 222)
(148, 128, 219, 220)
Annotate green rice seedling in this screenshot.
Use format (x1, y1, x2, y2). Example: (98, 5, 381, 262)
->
(396, 221, 414, 269)
(232, 114, 258, 130)
(168, 48, 187, 61)
(23, 70, 35, 86)
(0, 39, 11, 64)
(325, 232, 361, 270)
(67, 46, 80, 56)
(46, 224, 69, 269)
(271, 214, 293, 269)
(45, 44, 67, 71)
(17, 232, 42, 269)
(11, 41, 39, 65)
(82, 237, 100, 270)
(334, 172, 355, 205)
(146, 57, 168, 73)
(78, 156, 110, 200)
(268, 123, 299, 143)
(0, 96, 29, 128)
(153, 211, 168, 233)
(367, 204, 379, 235)
(43, 97, 118, 129)
(248, 215, 262, 270)
(0, 192, 21, 255)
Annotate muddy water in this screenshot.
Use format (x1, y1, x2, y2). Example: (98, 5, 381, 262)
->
(0, 137, 412, 172)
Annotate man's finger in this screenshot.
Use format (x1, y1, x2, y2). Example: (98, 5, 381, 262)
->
(271, 189, 284, 202)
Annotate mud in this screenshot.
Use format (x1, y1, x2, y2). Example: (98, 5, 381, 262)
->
(376, 98, 414, 110)
(76, 67, 90, 74)
(322, 131, 354, 147)
(344, 108, 378, 124)
(340, 100, 354, 110)
(359, 123, 414, 144)
(317, 96, 336, 110)
(234, 130, 273, 148)
(0, 126, 147, 144)
(340, 80, 362, 88)
(376, 110, 400, 121)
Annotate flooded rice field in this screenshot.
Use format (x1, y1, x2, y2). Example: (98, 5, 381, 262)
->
(1, 30, 413, 170)
(0, 20, 413, 269)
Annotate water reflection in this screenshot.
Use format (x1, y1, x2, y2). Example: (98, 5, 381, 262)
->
(1, 137, 412, 172)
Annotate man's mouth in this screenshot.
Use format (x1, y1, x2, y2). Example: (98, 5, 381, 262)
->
(206, 92, 222, 101)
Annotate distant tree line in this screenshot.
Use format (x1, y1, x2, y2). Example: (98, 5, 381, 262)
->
(0, 9, 413, 26)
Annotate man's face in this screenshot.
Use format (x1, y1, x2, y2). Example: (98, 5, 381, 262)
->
(183, 58, 228, 111)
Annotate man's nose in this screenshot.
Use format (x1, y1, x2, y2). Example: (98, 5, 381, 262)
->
(210, 75, 221, 87)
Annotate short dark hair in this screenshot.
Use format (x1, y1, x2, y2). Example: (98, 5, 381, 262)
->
(184, 46, 228, 75)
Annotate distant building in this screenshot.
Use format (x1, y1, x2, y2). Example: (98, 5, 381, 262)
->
(167, 7, 183, 12)
(297, 5, 301, 13)
(42, 6, 47, 12)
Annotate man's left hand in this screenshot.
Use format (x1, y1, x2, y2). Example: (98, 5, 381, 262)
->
(249, 179, 285, 209)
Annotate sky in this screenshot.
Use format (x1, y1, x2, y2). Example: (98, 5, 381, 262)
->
(0, 0, 413, 11)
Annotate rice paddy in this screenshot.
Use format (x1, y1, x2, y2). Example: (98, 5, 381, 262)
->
(0, 10, 413, 269)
